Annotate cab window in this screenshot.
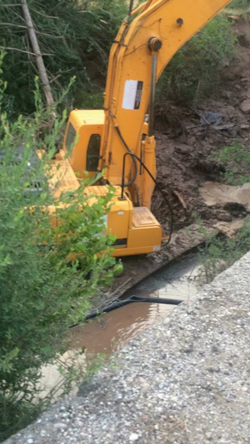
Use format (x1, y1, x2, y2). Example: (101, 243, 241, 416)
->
(86, 134, 101, 172)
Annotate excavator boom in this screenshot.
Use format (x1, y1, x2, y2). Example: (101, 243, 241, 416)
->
(102, 0, 232, 186)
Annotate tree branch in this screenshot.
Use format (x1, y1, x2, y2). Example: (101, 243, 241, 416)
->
(29, 8, 59, 20)
(0, 22, 26, 28)
(0, 22, 64, 39)
(0, 4, 22, 7)
(21, 0, 55, 108)
(0, 45, 53, 56)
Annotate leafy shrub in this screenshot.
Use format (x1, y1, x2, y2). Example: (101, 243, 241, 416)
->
(156, 15, 236, 106)
(0, 73, 121, 440)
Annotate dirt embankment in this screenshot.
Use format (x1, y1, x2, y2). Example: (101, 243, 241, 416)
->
(108, 18, 250, 300)
(153, 18, 250, 233)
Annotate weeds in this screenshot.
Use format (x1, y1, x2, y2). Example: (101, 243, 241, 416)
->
(198, 218, 250, 283)
(211, 140, 250, 185)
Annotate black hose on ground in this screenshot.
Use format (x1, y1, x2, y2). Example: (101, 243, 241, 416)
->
(70, 295, 183, 327)
(84, 295, 183, 322)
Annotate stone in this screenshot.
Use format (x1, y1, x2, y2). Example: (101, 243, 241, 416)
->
(54, 423, 67, 431)
(240, 98, 250, 113)
(129, 433, 139, 441)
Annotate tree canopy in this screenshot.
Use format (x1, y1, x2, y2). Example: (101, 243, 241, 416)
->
(0, 0, 127, 114)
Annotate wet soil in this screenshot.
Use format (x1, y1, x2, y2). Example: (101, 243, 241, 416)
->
(108, 17, 250, 301)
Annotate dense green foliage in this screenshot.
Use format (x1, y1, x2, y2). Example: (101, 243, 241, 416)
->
(0, 70, 121, 439)
(0, 0, 239, 115)
(156, 15, 236, 105)
(0, 0, 127, 114)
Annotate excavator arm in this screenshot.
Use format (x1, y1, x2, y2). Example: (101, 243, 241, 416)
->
(101, 0, 232, 196)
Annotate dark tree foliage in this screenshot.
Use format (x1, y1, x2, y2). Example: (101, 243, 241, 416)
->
(0, 0, 127, 114)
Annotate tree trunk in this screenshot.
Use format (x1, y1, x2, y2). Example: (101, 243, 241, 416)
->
(21, 0, 55, 107)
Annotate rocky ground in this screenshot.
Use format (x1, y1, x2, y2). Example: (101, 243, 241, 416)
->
(6, 251, 250, 444)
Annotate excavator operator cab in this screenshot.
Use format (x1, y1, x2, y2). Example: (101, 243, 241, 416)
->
(63, 109, 104, 179)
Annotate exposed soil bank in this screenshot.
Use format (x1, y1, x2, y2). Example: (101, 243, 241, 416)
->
(6, 252, 250, 444)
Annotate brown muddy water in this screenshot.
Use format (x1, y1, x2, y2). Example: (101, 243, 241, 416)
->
(39, 253, 202, 398)
(69, 253, 201, 356)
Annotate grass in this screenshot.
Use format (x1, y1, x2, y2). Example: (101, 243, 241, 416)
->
(211, 140, 250, 185)
(198, 218, 250, 283)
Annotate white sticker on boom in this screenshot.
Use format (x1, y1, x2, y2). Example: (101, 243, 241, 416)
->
(122, 80, 143, 110)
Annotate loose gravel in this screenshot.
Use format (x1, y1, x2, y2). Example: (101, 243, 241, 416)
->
(5, 252, 250, 444)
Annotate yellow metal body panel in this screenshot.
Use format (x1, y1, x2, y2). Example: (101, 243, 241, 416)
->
(85, 185, 133, 240)
(49, 150, 80, 198)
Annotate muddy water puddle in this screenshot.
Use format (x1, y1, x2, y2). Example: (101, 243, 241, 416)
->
(69, 253, 201, 356)
(39, 253, 202, 398)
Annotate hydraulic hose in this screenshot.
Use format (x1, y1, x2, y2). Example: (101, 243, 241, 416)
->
(128, 0, 134, 16)
(115, 126, 138, 188)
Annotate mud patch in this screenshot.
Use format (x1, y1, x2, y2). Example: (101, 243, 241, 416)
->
(200, 181, 250, 212)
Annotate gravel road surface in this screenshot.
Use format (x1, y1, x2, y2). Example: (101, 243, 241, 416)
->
(5, 252, 250, 444)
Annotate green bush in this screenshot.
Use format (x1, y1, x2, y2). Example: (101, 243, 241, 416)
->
(0, 71, 121, 439)
(156, 14, 236, 105)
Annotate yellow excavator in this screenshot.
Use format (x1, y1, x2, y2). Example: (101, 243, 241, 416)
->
(53, 0, 232, 257)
